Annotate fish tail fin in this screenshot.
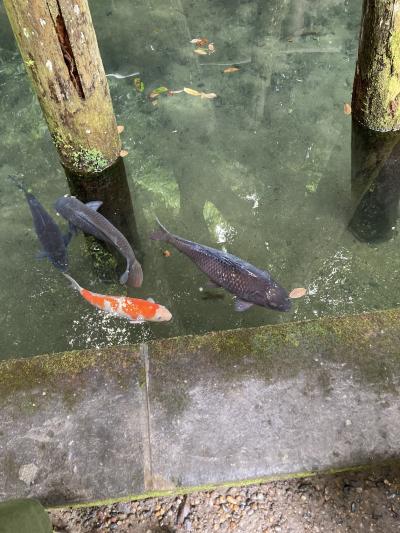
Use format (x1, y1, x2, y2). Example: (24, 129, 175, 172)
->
(63, 272, 82, 292)
(150, 217, 171, 242)
(120, 260, 144, 287)
(8, 175, 27, 194)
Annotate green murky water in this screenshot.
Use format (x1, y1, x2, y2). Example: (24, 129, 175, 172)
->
(1, 0, 398, 360)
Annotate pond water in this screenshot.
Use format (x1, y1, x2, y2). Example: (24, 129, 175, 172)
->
(1, 0, 399, 360)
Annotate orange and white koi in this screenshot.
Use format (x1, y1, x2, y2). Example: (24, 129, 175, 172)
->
(63, 273, 172, 323)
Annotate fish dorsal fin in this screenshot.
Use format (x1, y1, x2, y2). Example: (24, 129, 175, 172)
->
(86, 201, 103, 211)
(147, 297, 155, 303)
(234, 298, 254, 312)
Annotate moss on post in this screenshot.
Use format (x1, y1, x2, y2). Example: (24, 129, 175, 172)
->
(3, 0, 121, 174)
(352, 0, 400, 132)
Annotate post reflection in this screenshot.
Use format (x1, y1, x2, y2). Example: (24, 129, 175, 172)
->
(349, 120, 400, 244)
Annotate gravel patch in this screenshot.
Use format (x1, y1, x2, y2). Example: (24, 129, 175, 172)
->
(49, 466, 400, 532)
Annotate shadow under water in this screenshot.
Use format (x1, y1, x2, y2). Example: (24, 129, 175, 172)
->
(349, 120, 400, 244)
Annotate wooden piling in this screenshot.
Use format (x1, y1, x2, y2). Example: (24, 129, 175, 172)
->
(4, 0, 121, 174)
(352, 0, 400, 132)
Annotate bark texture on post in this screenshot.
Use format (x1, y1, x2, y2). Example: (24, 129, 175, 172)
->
(4, 0, 121, 174)
(352, 0, 400, 132)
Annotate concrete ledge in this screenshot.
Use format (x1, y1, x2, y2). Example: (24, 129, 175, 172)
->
(0, 310, 400, 506)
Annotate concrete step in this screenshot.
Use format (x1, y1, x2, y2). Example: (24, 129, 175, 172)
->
(1, 309, 399, 506)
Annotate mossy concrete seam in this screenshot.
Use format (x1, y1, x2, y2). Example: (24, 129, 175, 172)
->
(47, 459, 400, 510)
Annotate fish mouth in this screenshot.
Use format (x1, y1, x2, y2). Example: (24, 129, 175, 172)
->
(153, 307, 173, 322)
(53, 260, 68, 272)
(279, 299, 292, 312)
(267, 298, 292, 312)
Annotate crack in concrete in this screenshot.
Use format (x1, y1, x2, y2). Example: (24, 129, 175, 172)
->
(140, 343, 154, 491)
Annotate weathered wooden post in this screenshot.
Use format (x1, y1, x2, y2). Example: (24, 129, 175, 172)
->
(352, 0, 400, 131)
(3, 0, 121, 174)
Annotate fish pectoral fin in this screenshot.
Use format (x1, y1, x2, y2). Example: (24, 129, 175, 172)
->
(86, 201, 103, 211)
(147, 297, 155, 303)
(234, 298, 254, 312)
(206, 280, 220, 289)
(119, 270, 129, 285)
(36, 250, 48, 260)
(68, 221, 79, 235)
(63, 231, 73, 246)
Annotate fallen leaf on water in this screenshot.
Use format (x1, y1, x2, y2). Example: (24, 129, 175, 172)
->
(163, 250, 171, 257)
(148, 86, 169, 100)
(120, 150, 129, 157)
(133, 77, 145, 93)
(201, 92, 217, 99)
(169, 89, 184, 95)
(117, 125, 124, 134)
(184, 87, 202, 96)
(193, 48, 208, 56)
(224, 66, 240, 73)
(289, 287, 307, 299)
(191, 37, 209, 47)
(344, 103, 352, 115)
(152, 86, 169, 95)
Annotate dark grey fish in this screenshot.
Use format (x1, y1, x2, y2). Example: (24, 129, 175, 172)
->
(150, 219, 291, 312)
(54, 195, 143, 288)
(9, 176, 68, 272)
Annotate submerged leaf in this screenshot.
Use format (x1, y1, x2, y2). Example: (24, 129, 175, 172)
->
(201, 92, 217, 99)
(289, 287, 307, 299)
(120, 150, 129, 157)
(184, 87, 202, 96)
(208, 43, 215, 53)
(193, 49, 208, 56)
(133, 77, 145, 93)
(153, 86, 169, 95)
(117, 125, 125, 134)
(163, 250, 171, 257)
(224, 66, 240, 73)
(191, 37, 209, 46)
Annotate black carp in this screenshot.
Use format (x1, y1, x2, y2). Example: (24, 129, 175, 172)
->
(150, 219, 291, 312)
(55, 195, 143, 288)
(9, 176, 68, 271)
